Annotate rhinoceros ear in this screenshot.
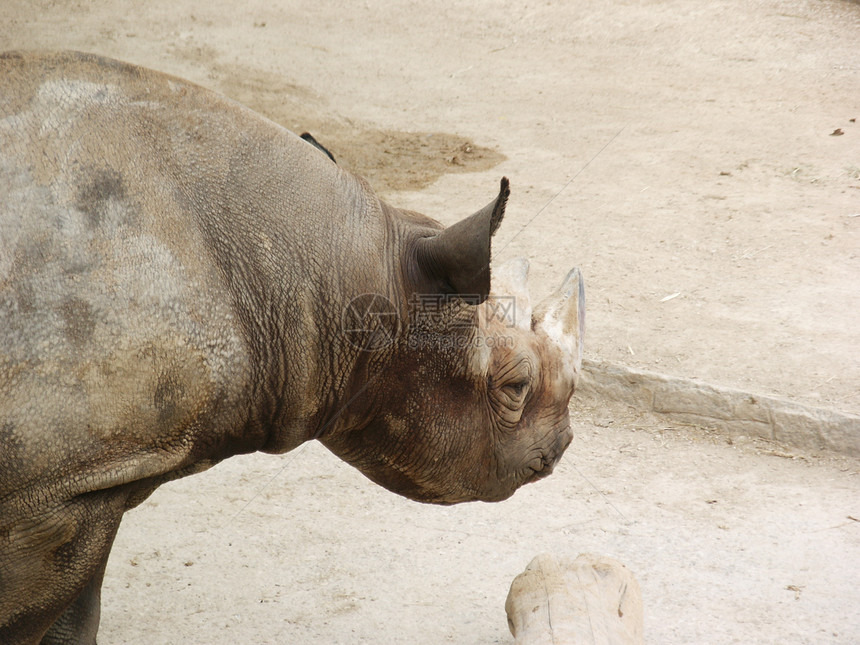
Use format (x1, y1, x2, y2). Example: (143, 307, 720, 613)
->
(409, 177, 509, 303)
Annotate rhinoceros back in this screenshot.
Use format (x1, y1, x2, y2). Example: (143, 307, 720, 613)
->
(0, 51, 349, 509)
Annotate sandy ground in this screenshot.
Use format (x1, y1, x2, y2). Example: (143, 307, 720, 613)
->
(98, 412, 860, 645)
(2, 0, 859, 643)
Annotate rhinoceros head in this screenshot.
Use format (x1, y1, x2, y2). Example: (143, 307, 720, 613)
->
(321, 179, 584, 504)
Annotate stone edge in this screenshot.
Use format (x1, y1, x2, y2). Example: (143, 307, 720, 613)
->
(574, 359, 860, 458)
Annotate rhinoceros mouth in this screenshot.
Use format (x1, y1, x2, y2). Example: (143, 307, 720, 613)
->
(526, 454, 560, 483)
(525, 426, 572, 483)
(528, 456, 556, 481)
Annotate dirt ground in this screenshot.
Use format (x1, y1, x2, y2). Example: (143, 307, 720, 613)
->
(2, 0, 859, 643)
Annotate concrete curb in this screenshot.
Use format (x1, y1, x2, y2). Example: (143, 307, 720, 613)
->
(574, 359, 860, 457)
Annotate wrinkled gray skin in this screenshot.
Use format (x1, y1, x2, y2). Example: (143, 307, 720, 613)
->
(0, 51, 585, 644)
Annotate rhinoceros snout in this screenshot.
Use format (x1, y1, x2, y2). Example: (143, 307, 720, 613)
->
(531, 423, 573, 482)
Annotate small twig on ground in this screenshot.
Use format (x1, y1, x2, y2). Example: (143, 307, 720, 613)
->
(786, 585, 804, 600)
(811, 375, 836, 389)
(739, 244, 774, 260)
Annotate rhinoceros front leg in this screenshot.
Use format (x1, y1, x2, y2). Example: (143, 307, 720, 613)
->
(0, 492, 125, 645)
(39, 554, 109, 645)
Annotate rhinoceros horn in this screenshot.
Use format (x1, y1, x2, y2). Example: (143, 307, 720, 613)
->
(409, 177, 509, 302)
(534, 267, 586, 378)
(491, 257, 532, 331)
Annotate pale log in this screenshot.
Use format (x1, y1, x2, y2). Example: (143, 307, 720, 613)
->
(505, 553, 643, 645)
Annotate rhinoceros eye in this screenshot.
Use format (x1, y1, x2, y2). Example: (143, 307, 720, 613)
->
(488, 357, 533, 431)
(494, 357, 532, 404)
(490, 376, 530, 431)
(502, 380, 529, 401)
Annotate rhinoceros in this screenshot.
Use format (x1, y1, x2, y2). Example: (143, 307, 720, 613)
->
(0, 51, 585, 644)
